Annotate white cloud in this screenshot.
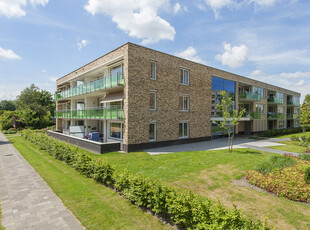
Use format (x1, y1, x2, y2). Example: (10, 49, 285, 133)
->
(249, 0, 278, 7)
(0, 0, 49, 18)
(215, 43, 249, 68)
(0, 85, 20, 100)
(204, 0, 233, 17)
(84, 0, 176, 45)
(29, 0, 48, 6)
(41, 69, 47, 73)
(49, 77, 57, 82)
(173, 2, 181, 14)
(295, 79, 305, 86)
(0, 47, 21, 60)
(77, 39, 90, 50)
(280, 71, 310, 79)
(175, 46, 205, 64)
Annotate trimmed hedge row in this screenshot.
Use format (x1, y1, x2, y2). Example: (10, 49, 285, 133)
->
(22, 130, 269, 230)
(258, 127, 310, 137)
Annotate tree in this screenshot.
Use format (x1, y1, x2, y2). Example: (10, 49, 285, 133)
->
(300, 101, 310, 133)
(304, 94, 310, 106)
(215, 91, 245, 153)
(0, 100, 16, 111)
(15, 84, 54, 129)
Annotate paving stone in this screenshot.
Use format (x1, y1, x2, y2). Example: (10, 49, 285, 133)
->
(0, 132, 84, 229)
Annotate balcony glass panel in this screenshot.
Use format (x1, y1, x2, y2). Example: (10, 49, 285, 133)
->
(239, 92, 261, 101)
(267, 96, 284, 104)
(54, 73, 124, 101)
(267, 112, 284, 119)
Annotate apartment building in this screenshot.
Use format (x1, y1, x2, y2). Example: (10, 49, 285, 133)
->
(53, 42, 300, 153)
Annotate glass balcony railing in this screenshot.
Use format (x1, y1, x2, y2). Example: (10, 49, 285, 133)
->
(287, 113, 293, 119)
(239, 92, 261, 101)
(287, 100, 300, 107)
(267, 97, 284, 104)
(54, 107, 124, 120)
(54, 73, 124, 101)
(241, 112, 261, 119)
(267, 112, 284, 119)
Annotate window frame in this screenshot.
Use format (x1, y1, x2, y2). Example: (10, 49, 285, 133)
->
(149, 122, 156, 142)
(149, 90, 157, 111)
(179, 94, 189, 112)
(180, 68, 189, 85)
(109, 122, 124, 140)
(255, 104, 265, 114)
(150, 60, 157, 80)
(179, 121, 189, 139)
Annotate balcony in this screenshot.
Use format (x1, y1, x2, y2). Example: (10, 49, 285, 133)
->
(241, 112, 261, 119)
(287, 113, 293, 119)
(267, 112, 284, 119)
(267, 96, 284, 104)
(239, 92, 261, 101)
(55, 73, 124, 101)
(287, 101, 300, 107)
(54, 107, 124, 120)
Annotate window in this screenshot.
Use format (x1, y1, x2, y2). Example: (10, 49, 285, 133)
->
(179, 95, 189, 111)
(279, 120, 285, 129)
(180, 69, 189, 85)
(179, 121, 189, 138)
(277, 92, 284, 99)
(149, 122, 156, 141)
(110, 123, 123, 139)
(254, 87, 264, 98)
(149, 91, 156, 110)
(294, 107, 300, 114)
(255, 104, 264, 114)
(150, 61, 156, 80)
(278, 106, 284, 114)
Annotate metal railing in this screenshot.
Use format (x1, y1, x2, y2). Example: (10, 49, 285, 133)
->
(267, 112, 284, 119)
(54, 107, 124, 120)
(239, 92, 261, 101)
(54, 73, 124, 101)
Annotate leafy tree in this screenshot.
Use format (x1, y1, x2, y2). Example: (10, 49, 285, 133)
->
(0, 111, 21, 130)
(0, 100, 16, 111)
(215, 91, 245, 153)
(300, 101, 310, 133)
(304, 94, 310, 106)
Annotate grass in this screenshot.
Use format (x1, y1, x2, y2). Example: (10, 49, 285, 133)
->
(9, 135, 310, 229)
(275, 131, 310, 139)
(7, 136, 171, 230)
(254, 155, 297, 174)
(269, 141, 308, 153)
(0, 204, 3, 230)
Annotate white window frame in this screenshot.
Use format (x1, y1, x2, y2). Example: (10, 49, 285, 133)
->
(149, 91, 156, 111)
(108, 121, 124, 140)
(179, 121, 189, 139)
(149, 122, 156, 142)
(150, 60, 157, 80)
(180, 68, 189, 85)
(179, 94, 189, 112)
(255, 104, 265, 114)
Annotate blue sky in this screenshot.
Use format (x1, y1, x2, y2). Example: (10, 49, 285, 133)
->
(0, 0, 309, 101)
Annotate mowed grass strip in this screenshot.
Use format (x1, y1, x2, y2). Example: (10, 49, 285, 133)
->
(7, 136, 171, 230)
(269, 141, 308, 153)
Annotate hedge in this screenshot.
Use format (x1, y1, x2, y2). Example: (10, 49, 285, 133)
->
(258, 126, 310, 137)
(21, 130, 269, 229)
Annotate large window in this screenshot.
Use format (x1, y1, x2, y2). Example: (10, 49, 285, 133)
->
(294, 107, 300, 114)
(211, 76, 236, 117)
(150, 61, 156, 80)
(110, 64, 123, 76)
(279, 120, 285, 129)
(179, 121, 189, 138)
(179, 95, 189, 112)
(278, 106, 284, 114)
(149, 91, 156, 110)
(149, 122, 156, 141)
(110, 123, 123, 139)
(255, 104, 265, 114)
(180, 69, 189, 85)
(277, 92, 284, 100)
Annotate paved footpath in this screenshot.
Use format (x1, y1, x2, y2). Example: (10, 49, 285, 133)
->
(0, 132, 84, 230)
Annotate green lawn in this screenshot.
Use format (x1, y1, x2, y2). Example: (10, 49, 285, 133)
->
(8, 135, 310, 230)
(7, 136, 170, 230)
(269, 141, 308, 153)
(0, 204, 3, 230)
(275, 131, 310, 139)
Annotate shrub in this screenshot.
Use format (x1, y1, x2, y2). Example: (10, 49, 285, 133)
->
(21, 130, 269, 229)
(305, 167, 310, 184)
(290, 135, 300, 142)
(2, 130, 8, 134)
(305, 148, 310, 154)
(300, 135, 310, 143)
(259, 127, 310, 138)
(299, 154, 310, 161)
(254, 155, 297, 174)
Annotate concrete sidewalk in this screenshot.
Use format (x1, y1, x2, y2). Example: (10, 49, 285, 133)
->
(146, 137, 299, 156)
(0, 133, 84, 230)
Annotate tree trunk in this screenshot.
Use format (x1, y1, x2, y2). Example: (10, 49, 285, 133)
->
(231, 136, 234, 152)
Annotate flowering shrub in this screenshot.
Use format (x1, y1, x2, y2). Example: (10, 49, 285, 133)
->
(22, 130, 269, 229)
(247, 155, 310, 203)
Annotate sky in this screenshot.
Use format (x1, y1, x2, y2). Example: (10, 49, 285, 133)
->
(0, 0, 309, 102)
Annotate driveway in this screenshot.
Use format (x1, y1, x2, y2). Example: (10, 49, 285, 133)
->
(146, 137, 299, 156)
